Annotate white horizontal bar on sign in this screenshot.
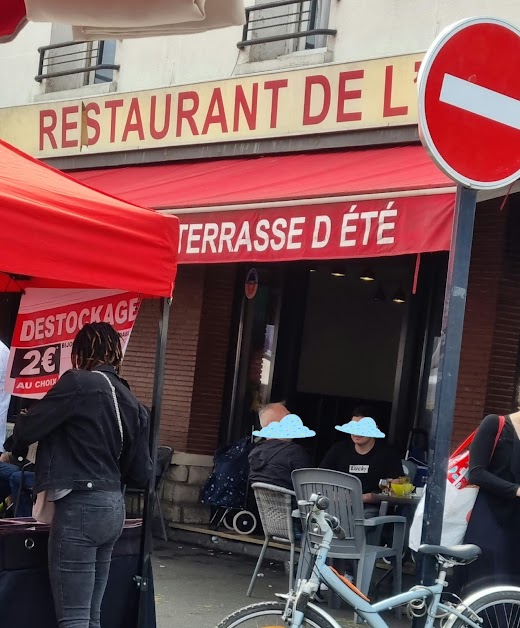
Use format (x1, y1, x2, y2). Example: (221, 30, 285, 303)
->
(440, 74, 520, 131)
(161, 186, 456, 215)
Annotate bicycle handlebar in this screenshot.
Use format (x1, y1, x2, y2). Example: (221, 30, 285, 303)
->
(315, 496, 329, 511)
(326, 514, 346, 539)
(302, 494, 346, 539)
(334, 524, 346, 540)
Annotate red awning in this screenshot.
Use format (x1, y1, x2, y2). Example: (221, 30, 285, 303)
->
(0, 139, 179, 296)
(74, 145, 454, 210)
(73, 145, 455, 265)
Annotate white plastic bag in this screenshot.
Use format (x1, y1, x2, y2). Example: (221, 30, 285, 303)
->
(409, 483, 478, 551)
(409, 416, 505, 551)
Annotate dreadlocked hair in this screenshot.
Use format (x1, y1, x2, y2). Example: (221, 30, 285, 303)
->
(72, 322, 123, 372)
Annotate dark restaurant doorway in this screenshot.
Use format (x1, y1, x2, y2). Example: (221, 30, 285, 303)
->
(224, 253, 447, 464)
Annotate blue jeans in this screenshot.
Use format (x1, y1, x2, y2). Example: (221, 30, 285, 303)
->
(48, 490, 125, 628)
(0, 461, 19, 501)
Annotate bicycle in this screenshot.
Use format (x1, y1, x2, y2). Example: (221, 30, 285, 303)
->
(217, 493, 520, 628)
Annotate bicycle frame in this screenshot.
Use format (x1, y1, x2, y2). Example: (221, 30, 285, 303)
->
(289, 509, 482, 628)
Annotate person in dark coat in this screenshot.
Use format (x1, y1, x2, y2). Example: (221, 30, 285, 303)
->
(6, 322, 152, 628)
(248, 403, 312, 491)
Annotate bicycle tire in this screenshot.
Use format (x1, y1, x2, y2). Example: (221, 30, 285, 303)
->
(449, 589, 520, 628)
(216, 601, 334, 628)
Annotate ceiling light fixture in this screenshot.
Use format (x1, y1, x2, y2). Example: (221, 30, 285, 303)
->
(392, 289, 406, 304)
(330, 268, 346, 278)
(359, 268, 375, 281)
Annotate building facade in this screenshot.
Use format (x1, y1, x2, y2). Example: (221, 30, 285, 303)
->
(0, 1, 520, 527)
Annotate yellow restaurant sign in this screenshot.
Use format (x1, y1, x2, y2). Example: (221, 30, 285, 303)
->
(0, 53, 423, 158)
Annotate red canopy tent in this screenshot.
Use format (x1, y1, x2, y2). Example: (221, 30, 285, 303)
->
(0, 138, 179, 627)
(0, 139, 178, 296)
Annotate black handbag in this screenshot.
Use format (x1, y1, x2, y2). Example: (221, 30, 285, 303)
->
(0, 519, 156, 628)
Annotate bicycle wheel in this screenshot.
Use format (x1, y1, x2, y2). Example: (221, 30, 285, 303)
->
(216, 601, 334, 628)
(450, 589, 520, 628)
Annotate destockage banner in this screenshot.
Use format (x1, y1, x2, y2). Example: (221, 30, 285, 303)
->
(5, 289, 141, 398)
(176, 195, 454, 263)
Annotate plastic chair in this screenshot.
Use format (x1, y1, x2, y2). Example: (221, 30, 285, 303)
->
(247, 482, 296, 597)
(126, 445, 172, 541)
(292, 468, 406, 614)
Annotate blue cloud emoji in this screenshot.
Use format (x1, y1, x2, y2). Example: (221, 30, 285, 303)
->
(335, 417, 385, 438)
(253, 414, 316, 439)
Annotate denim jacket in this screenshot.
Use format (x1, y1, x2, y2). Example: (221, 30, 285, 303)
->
(5, 365, 152, 494)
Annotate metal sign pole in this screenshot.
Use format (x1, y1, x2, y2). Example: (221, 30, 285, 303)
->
(136, 296, 171, 628)
(412, 185, 477, 627)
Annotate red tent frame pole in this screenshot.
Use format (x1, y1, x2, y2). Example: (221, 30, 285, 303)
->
(135, 296, 171, 627)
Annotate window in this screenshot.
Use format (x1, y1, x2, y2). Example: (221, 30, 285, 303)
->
(94, 40, 117, 84)
(36, 40, 119, 92)
(237, 0, 335, 61)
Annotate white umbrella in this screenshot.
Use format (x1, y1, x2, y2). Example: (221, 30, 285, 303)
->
(22, 0, 244, 39)
(72, 0, 245, 39)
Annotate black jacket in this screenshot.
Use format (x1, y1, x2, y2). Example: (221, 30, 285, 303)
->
(248, 439, 311, 491)
(5, 365, 152, 494)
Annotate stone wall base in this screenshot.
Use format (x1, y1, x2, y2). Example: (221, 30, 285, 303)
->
(125, 452, 214, 526)
(160, 452, 213, 525)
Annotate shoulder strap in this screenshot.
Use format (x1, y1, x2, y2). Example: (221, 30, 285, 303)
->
(451, 431, 476, 458)
(491, 415, 506, 457)
(93, 371, 123, 457)
(451, 414, 506, 460)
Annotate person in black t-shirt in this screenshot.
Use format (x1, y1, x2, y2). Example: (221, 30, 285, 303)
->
(320, 406, 403, 514)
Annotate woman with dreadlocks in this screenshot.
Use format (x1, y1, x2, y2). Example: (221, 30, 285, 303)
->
(6, 322, 152, 628)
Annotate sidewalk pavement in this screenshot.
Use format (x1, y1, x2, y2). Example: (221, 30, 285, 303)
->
(152, 541, 410, 628)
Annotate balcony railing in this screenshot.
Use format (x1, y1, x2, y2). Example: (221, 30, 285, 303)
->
(237, 0, 336, 49)
(35, 40, 119, 83)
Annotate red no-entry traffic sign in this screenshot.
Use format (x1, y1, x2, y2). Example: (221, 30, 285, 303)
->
(418, 17, 520, 190)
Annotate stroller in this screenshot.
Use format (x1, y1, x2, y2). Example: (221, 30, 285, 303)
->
(201, 436, 259, 535)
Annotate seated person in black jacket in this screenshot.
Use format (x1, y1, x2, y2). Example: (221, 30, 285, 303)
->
(321, 406, 403, 515)
(0, 450, 35, 516)
(248, 403, 313, 491)
(0, 451, 25, 502)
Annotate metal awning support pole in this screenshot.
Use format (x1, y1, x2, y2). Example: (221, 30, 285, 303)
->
(413, 185, 477, 626)
(136, 296, 171, 628)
